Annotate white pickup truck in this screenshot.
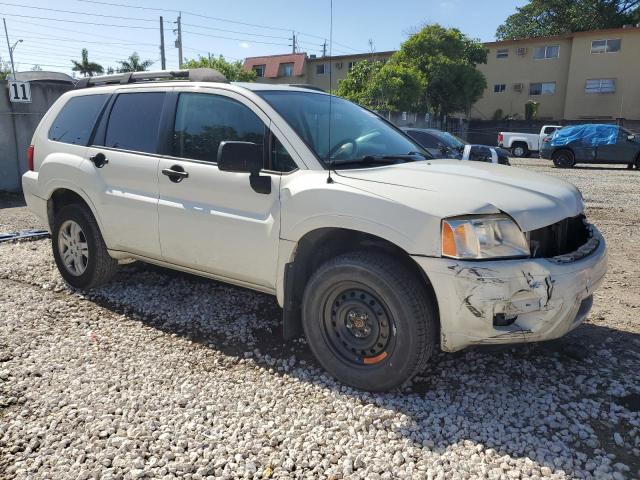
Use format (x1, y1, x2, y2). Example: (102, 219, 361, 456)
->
(498, 125, 562, 157)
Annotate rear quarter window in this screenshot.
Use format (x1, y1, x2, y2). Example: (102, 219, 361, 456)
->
(48, 94, 109, 145)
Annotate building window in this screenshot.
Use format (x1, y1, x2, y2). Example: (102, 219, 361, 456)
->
(253, 65, 265, 77)
(496, 49, 509, 59)
(533, 45, 560, 59)
(347, 61, 357, 71)
(316, 63, 329, 75)
(591, 39, 621, 54)
(585, 79, 616, 93)
(529, 82, 556, 95)
(279, 63, 294, 77)
(494, 84, 506, 93)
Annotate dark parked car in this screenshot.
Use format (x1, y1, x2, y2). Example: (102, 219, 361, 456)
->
(540, 124, 640, 168)
(403, 128, 511, 165)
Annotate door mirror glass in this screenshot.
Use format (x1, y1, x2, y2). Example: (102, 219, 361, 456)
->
(628, 134, 636, 142)
(217, 141, 263, 173)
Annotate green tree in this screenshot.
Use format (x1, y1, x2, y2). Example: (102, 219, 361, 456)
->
(368, 62, 426, 112)
(395, 24, 488, 116)
(0, 56, 10, 80)
(335, 60, 384, 108)
(183, 55, 256, 82)
(71, 49, 104, 77)
(117, 52, 153, 72)
(497, 0, 640, 40)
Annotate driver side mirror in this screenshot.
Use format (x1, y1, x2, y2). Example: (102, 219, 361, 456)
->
(217, 141, 271, 194)
(628, 134, 636, 142)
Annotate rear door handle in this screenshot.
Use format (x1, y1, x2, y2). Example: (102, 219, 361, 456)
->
(162, 165, 189, 183)
(89, 152, 108, 168)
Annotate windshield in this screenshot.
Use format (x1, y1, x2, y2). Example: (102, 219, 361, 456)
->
(256, 90, 430, 168)
(431, 130, 468, 149)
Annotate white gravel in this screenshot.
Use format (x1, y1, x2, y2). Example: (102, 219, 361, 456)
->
(1, 160, 640, 479)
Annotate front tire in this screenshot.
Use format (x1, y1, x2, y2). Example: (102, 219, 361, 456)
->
(52, 204, 118, 289)
(552, 149, 575, 168)
(302, 252, 437, 391)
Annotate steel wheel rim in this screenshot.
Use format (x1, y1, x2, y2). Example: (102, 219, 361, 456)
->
(514, 146, 524, 157)
(321, 283, 396, 366)
(58, 220, 89, 276)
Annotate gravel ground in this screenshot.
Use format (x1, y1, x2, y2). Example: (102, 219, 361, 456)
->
(0, 159, 639, 479)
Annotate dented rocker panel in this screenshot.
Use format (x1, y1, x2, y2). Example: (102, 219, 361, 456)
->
(413, 224, 607, 352)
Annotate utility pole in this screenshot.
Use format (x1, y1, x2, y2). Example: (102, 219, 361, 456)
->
(322, 40, 327, 57)
(174, 13, 183, 69)
(290, 31, 297, 53)
(159, 16, 166, 70)
(3, 18, 17, 80)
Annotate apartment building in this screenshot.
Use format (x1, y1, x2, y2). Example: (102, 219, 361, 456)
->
(244, 26, 640, 121)
(243, 51, 394, 91)
(474, 26, 640, 121)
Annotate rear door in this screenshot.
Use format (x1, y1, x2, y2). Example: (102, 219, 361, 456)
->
(156, 88, 284, 289)
(86, 89, 166, 257)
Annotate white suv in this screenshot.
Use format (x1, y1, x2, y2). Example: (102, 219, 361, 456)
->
(22, 69, 607, 391)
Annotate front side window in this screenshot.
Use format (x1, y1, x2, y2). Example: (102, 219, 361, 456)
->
(533, 45, 559, 59)
(585, 79, 616, 94)
(271, 136, 297, 172)
(279, 63, 293, 77)
(256, 91, 429, 169)
(494, 84, 506, 93)
(172, 93, 265, 163)
(48, 94, 108, 145)
(496, 49, 509, 58)
(408, 130, 439, 148)
(530, 82, 556, 95)
(591, 39, 621, 54)
(105, 92, 165, 153)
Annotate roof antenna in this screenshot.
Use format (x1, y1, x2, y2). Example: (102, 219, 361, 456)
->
(326, 0, 334, 184)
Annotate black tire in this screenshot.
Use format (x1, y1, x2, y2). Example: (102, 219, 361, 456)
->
(52, 204, 118, 289)
(301, 252, 437, 391)
(552, 149, 575, 168)
(511, 143, 529, 158)
(635, 155, 640, 169)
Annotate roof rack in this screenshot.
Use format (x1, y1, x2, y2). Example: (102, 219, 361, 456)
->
(289, 83, 325, 92)
(74, 68, 228, 89)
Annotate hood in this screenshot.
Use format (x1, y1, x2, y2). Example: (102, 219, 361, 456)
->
(334, 160, 583, 232)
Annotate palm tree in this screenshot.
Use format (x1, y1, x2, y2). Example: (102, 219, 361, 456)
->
(71, 49, 104, 77)
(117, 52, 153, 73)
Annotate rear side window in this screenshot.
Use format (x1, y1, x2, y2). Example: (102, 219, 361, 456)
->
(48, 94, 108, 145)
(105, 92, 165, 153)
(172, 93, 265, 163)
(408, 130, 439, 149)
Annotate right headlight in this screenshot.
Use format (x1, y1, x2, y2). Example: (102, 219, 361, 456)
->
(441, 214, 530, 260)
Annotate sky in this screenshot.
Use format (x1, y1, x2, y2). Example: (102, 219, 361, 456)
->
(0, 0, 528, 77)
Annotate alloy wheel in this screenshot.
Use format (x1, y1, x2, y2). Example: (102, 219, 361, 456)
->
(57, 220, 89, 276)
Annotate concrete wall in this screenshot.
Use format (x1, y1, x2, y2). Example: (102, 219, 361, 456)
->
(0, 80, 72, 192)
(564, 29, 640, 120)
(474, 38, 573, 120)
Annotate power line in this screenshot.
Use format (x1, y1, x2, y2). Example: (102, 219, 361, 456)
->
(0, 1, 162, 22)
(0, 12, 157, 29)
(182, 23, 290, 40)
(182, 30, 290, 47)
(73, 0, 363, 52)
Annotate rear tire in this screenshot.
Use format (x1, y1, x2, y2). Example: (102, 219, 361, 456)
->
(552, 149, 575, 168)
(635, 155, 640, 169)
(52, 204, 118, 289)
(301, 252, 437, 392)
(511, 143, 529, 158)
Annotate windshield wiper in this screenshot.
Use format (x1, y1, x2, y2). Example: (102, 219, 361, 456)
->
(330, 153, 427, 166)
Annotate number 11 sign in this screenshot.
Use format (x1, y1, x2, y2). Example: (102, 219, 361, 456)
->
(8, 81, 32, 103)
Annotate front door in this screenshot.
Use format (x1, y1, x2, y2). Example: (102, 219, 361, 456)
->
(157, 90, 281, 289)
(596, 127, 638, 163)
(86, 90, 166, 257)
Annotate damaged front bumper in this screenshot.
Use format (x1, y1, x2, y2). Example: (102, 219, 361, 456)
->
(413, 225, 607, 352)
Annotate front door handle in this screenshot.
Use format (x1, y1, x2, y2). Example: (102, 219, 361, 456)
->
(162, 165, 189, 183)
(89, 152, 108, 168)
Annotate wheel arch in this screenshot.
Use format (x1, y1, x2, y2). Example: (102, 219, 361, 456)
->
(46, 186, 104, 236)
(281, 227, 439, 341)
